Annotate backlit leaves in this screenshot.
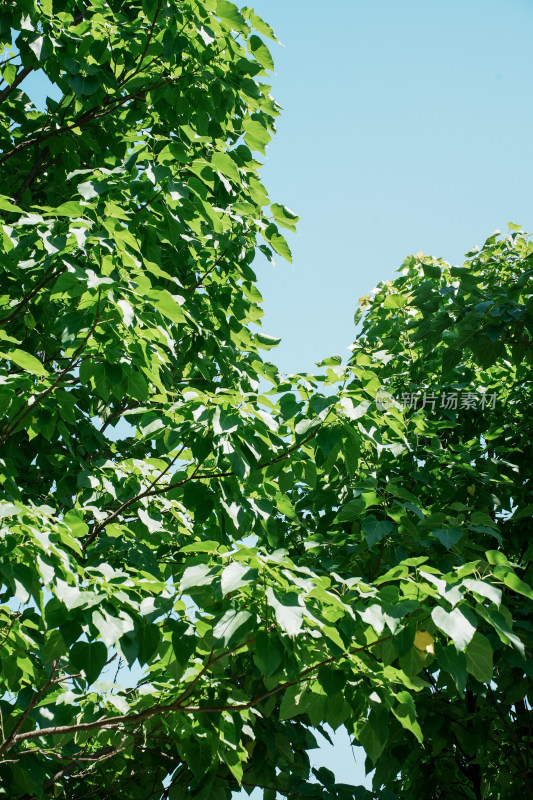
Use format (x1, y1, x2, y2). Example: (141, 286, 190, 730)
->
(0, 1, 531, 797)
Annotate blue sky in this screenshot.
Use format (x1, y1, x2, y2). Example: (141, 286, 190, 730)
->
(250, 0, 533, 376)
(16, 0, 533, 794)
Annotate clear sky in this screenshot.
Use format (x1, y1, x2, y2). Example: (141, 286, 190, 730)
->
(249, 0, 533, 376)
(17, 0, 533, 794)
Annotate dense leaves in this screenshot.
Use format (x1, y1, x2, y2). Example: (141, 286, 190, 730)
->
(0, 2, 532, 799)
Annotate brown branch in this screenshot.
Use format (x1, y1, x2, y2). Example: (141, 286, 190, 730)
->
(0, 54, 20, 66)
(0, 612, 21, 650)
(118, 2, 162, 88)
(172, 640, 253, 709)
(84, 445, 189, 545)
(41, 741, 129, 791)
(0, 264, 65, 326)
(13, 150, 48, 204)
(147, 426, 319, 499)
(175, 632, 392, 714)
(168, 650, 215, 709)
(6, 634, 390, 750)
(0, 65, 34, 104)
(188, 245, 231, 293)
(99, 401, 140, 434)
(0, 74, 181, 166)
(0, 661, 60, 756)
(85, 426, 320, 545)
(132, 189, 161, 216)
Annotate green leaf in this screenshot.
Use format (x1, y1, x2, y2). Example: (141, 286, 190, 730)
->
(1, 63, 17, 86)
(485, 550, 509, 566)
(263, 224, 292, 262)
(255, 332, 281, 350)
(0, 502, 20, 519)
(392, 691, 423, 743)
(148, 289, 185, 323)
(169, 786, 188, 800)
(294, 416, 320, 436)
(383, 294, 408, 309)
(29, 35, 51, 63)
(469, 335, 504, 368)
(336, 498, 365, 523)
(271, 203, 299, 232)
(266, 588, 304, 636)
(243, 118, 271, 153)
(185, 738, 214, 778)
(213, 609, 253, 647)
(180, 564, 217, 592)
(253, 631, 283, 677)
(69, 74, 100, 96)
(216, 0, 246, 30)
(77, 180, 106, 200)
(44, 629, 67, 662)
(431, 528, 463, 550)
(325, 694, 350, 730)
(63, 510, 88, 538)
(0, 349, 48, 376)
(435, 641, 467, 692)
(221, 562, 255, 597)
(462, 578, 501, 607)
(92, 610, 129, 647)
(69, 641, 108, 684)
(502, 571, 533, 600)
(0, 195, 23, 213)
(314, 766, 336, 787)
(137, 623, 161, 665)
(249, 35, 274, 71)
(476, 605, 525, 657)
(362, 517, 393, 548)
(442, 348, 462, 374)
(247, 10, 278, 40)
(358, 708, 389, 764)
(317, 666, 346, 696)
(211, 151, 241, 184)
(358, 720, 384, 764)
(279, 684, 306, 720)
(465, 632, 493, 683)
(180, 541, 220, 554)
(431, 606, 476, 651)
(53, 201, 86, 217)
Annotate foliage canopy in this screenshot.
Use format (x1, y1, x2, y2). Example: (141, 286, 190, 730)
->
(0, 1, 532, 799)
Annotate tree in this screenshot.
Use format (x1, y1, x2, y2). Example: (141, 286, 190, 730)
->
(0, 1, 532, 799)
(301, 234, 533, 800)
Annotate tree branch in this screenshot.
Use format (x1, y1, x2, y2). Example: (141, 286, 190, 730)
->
(0, 65, 34, 105)
(85, 426, 320, 544)
(0, 661, 59, 756)
(118, 2, 162, 88)
(6, 634, 390, 750)
(0, 74, 182, 166)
